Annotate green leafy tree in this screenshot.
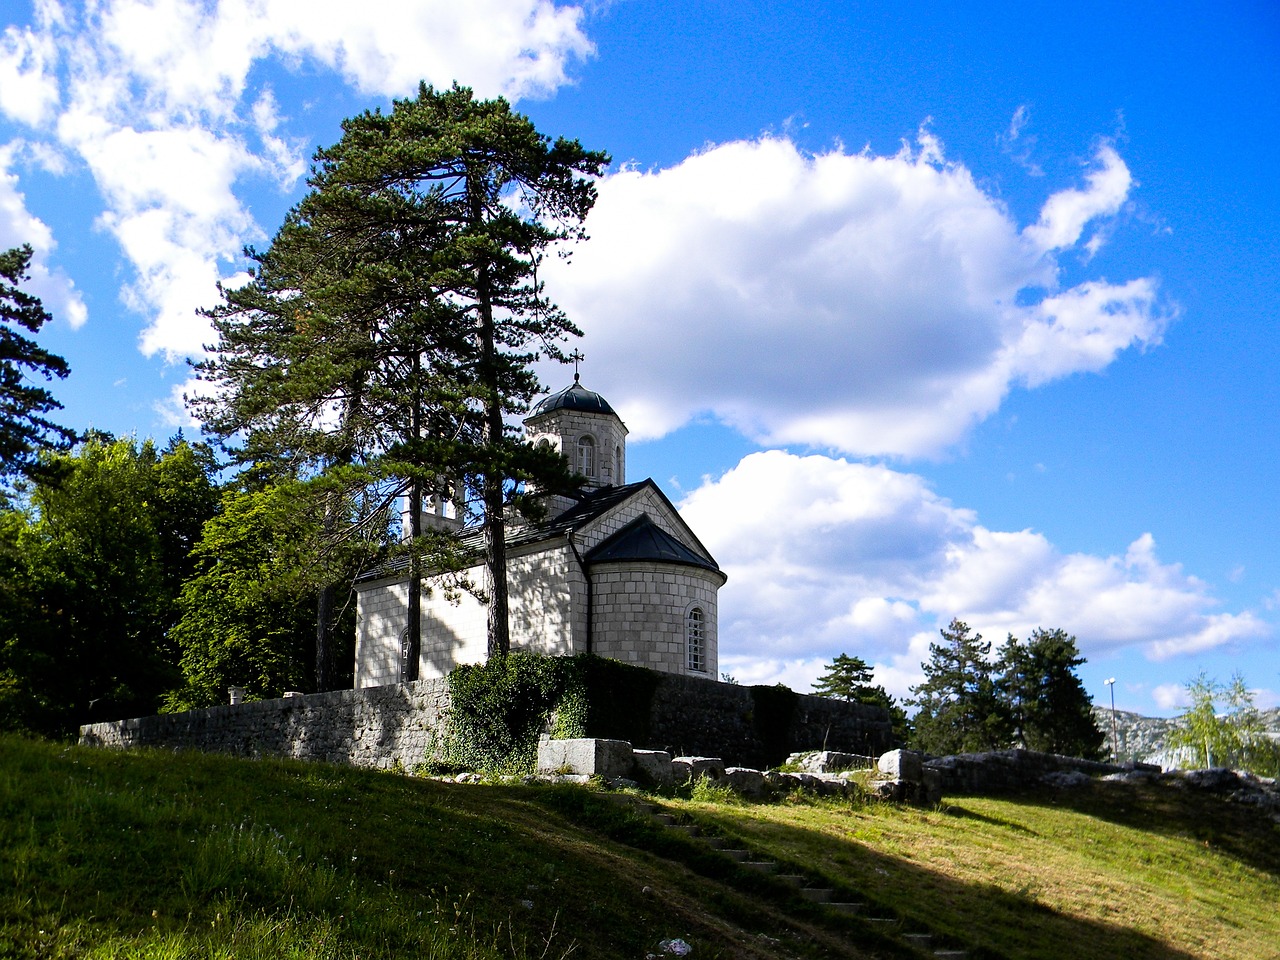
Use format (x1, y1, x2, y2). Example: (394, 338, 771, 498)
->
(167, 483, 350, 708)
(195, 83, 606, 684)
(1168, 672, 1278, 773)
(909, 619, 1011, 755)
(0, 435, 217, 735)
(0, 244, 76, 486)
(998, 628, 1105, 759)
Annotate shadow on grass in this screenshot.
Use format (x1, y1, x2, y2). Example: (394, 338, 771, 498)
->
(1001, 778, 1280, 881)
(942, 805, 1041, 836)
(551, 789, 1209, 960)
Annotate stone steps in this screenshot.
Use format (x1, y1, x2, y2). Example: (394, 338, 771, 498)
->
(635, 798, 969, 958)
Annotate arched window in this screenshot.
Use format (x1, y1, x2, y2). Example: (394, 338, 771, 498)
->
(576, 435, 595, 478)
(686, 607, 706, 673)
(615, 445, 623, 484)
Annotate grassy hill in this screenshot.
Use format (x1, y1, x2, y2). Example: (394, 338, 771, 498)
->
(2, 735, 1276, 959)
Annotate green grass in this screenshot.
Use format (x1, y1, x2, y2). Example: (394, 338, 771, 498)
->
(672, 780, 1280, 959)
(3, 734, 1277, 959)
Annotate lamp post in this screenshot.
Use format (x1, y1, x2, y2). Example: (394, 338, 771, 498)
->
(1105, 678, 1118, 762)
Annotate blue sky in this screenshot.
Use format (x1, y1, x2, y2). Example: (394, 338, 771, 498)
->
(2, 0, 1277, 716)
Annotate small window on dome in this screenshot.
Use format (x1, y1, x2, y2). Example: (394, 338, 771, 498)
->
(576, 435, 595, 478)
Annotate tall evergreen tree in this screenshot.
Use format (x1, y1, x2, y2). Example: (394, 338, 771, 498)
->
(0, 244, 76, 486)
(195, 83, 606, 681)
(909, 619, 1010, 755)
(998, 628, 1104, 759)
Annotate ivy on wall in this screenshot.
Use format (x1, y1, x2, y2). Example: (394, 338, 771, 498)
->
(444, 653, 588, 773)
(442, 653, 664, 774)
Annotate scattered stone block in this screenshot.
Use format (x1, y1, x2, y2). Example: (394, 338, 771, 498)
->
(535, 738, 634, 778)
(724, 766, 770, 800)
(785, 750, 874, 773)
(877, 748, 923, 781)
(631, 748, 674, 786)
(671, 756, 726, 782)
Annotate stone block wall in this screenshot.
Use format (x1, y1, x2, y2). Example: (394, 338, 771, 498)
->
(585, 670, 895, 770)
(924, 749, 1139, 794)
(80, 665, 894, 774)
(591, 561, 720, 678)
(79, 680, 452, 771)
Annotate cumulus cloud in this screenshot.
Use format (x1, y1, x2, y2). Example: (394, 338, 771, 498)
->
(1023, 143, 1131, 253)
(0, 0, 593, 360)
(0, 143, 87, 327)
(678, 452, 1270, 697)
(545, 133, 1166, 458)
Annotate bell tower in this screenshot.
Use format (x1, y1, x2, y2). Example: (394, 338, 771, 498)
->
(524, 362, 628, 501)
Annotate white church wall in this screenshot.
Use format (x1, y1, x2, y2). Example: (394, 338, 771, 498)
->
(506, 541, 587, 658)
(356, 540, 591, 686)
(591, 561, 720, 678)
(355, 578, 410, 688)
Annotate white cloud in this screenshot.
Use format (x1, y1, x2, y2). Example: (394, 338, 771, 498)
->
(0, 20, 60, 127)
(1151, 683, 1186, 711)
(679, 452, 1271, 695)
(0, 0, 593, 363)
(1023, 143, 1131, 253)
(546, 133, 1165, 458)
(0, 142, 87, 327)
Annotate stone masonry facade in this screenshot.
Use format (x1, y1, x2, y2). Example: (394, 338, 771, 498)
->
(591, 560, 719, 677)
(80, 671, 892, 773)
(355, 485, 723, 687)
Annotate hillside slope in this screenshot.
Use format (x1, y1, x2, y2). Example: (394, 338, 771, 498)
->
(2, 736, 1277, 959)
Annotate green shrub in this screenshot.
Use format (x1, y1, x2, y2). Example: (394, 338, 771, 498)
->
(444, 653, 589, 774)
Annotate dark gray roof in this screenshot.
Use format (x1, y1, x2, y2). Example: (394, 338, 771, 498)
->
(585, 515, 721, 573)
(358, 479, 721, 583)
(526, 378, 616, 418)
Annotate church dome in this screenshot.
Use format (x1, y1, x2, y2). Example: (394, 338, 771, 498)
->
(528, 377, 616, 418)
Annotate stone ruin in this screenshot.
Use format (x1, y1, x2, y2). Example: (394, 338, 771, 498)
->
(532, 739, 1272, 809)
(535, 737, 944, 804)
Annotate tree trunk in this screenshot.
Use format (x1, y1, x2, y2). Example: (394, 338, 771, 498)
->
(315, 583, 334, 691)
(403, 355, 422, 682)
(404, 477, 422, 682)
(471, 170, 510, 660)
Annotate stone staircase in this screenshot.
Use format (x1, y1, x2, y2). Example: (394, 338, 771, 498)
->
(640, 801, 971, 958)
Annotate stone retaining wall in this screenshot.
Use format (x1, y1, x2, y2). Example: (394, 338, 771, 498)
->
(79, 680, 451, 770)
(629, 673, 894, 769)
(79, 669, 894, 772)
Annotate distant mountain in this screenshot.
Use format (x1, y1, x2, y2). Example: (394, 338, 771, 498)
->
(1093, 706, 1280, 769)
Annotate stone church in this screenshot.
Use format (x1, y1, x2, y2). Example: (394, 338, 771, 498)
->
(353, 377, 727, 687)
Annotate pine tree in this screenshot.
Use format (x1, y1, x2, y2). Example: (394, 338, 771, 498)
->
(196, 84, 607, 681)
(909, 619, 1010, 755)
(812, 653, 875, 700)
(998, 628, 1104, 759)
(0, 244, 76, 486)
(812, 652, 910, 743)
